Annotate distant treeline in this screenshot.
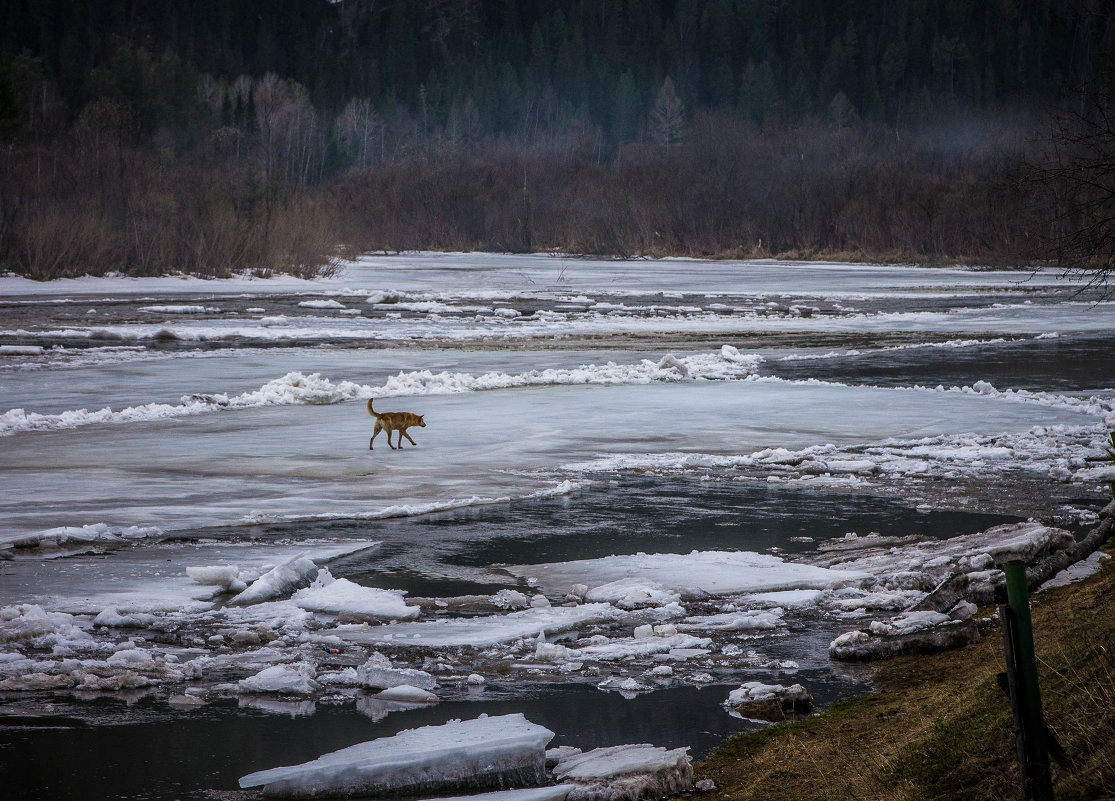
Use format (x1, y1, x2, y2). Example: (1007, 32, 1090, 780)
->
(0, 0, 1113, 277)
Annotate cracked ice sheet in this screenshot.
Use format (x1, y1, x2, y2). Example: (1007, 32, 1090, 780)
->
(0, 378, 1096, 543)
(19, 300, 1115, 346)
(0, 538, 379, 612)
(505, 551, 868, 600)
(331, 604, 623, 648)
(0, 254, 1073, 300)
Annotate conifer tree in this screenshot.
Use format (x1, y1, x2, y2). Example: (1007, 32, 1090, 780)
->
(651, 76, 684, 147)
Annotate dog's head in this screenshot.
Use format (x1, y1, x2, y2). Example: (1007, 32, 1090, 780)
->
(418, 416, 426, 427)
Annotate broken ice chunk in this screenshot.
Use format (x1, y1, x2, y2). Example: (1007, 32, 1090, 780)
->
(185, 565, 243, 591)
(239, 713, 555, 798)
(552, 744, 694, 801)
(726, 681, 813, 722)
(355, 652, 437, 690)
(229, 555, 318, 606)
(586, 578, 681, 609)
(238, 663, 320, 696)
(508, 550, 866, 600)
(292, 570, 418, 620)
(978, 521, 1074, 566)
(333, 604, 621, 648)
(376, 683, 438, 703)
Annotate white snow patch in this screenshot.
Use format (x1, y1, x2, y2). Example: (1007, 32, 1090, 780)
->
(1038, 551, 1110, 591)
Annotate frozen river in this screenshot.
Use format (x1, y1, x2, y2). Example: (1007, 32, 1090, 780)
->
(1, 254, 1113, 799)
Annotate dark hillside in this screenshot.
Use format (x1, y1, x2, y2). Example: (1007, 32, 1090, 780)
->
(1, 1, 1113, 276)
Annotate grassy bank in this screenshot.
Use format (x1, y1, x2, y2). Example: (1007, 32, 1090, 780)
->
(693, 540, 1115, 801)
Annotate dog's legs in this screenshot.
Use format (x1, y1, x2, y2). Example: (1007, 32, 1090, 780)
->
(401, 429, 417, 447)
(370, 421, 382, 450)
(387, 429, 397, 449)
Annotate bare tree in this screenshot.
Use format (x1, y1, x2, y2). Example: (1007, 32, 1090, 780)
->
(1033, 84, 1115, 293)
(336, 98, 382, 168)
(253, 73, 289, 179)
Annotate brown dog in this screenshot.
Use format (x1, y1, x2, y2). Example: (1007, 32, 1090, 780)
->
(367, 398, 426, 450)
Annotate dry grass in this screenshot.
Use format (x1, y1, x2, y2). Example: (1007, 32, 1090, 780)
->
(692, 541, 1115, 801)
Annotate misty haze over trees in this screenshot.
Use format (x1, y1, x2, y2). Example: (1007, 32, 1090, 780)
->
(1, 0, 1114, 278)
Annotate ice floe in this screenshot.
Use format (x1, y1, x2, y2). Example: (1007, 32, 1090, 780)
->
(291, 570, 418, 620)
(507, 550, 867, 599)
(376, 683, 438, 703)
(356, 653, 437, 690)
(333, 604, 623, 648)
(296, 299, 347, 309)
(726, 681, 814, 722)
(229, 555, 319, 606)
(239, 713, 554, 798)
(2, 522, 163, 550)
(237, 663, 321, 695)
(551, 744, 693, 801)
(139, 305, 220, 314)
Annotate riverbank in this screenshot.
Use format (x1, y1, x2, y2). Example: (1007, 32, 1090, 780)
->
(692, 537, 1115, 801)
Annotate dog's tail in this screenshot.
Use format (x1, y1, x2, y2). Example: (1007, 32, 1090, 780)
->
(366, 398, 378, 417)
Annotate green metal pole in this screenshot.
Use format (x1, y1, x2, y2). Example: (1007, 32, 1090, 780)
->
(1003, 560, 1054, 800)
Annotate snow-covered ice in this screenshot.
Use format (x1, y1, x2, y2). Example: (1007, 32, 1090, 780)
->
(551, 744, 693, 801)
(507, 551, 868, 599)
(2, 253, 1113, 799)
(239, 713, 555, 798)
(229, 556, 319, 606)
(291, 570, 418, 620)
(238, 664, 320, 696)
(333, 604, 622, 648)
(375, 683, 438, 703)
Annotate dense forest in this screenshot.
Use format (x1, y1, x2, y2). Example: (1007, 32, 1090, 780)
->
(1, 0, 1114, 277)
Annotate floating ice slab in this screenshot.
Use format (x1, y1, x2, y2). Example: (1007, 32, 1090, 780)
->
(239, 713, 555, 798)
(536, 633, 711, 663)
(238, 663, 320, 696)
(333, 604, 621, 648)
(376, 683, 438, 703)
(726, 682, 814, 722)
(508, 550, 867, 599)
(292, 572, 418, 620)
(356, 654, 437, 690)
(552, 744, 693, 801)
